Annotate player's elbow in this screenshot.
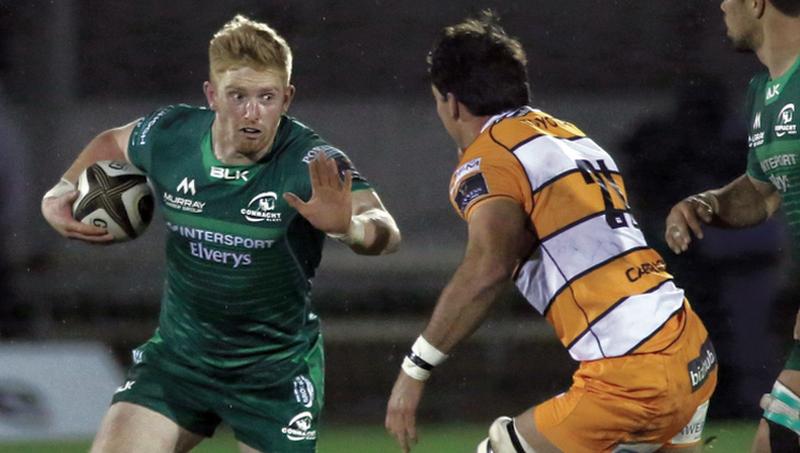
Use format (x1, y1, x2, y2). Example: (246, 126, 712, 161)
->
(380, 227, 401, 255)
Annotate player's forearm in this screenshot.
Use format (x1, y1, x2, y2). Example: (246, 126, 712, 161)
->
(62, 130, 128, 183)
(421, 255, 510, 353)
(346, 208, 401, 255)
(708, 176, 776, 228)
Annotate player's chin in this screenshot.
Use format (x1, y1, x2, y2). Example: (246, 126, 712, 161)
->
(240, 141, 269, 156)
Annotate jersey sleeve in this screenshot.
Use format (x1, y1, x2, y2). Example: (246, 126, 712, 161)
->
(448, 149, 530, 221)
(305, 144, 371, 192)
(127, 105, 185, 174)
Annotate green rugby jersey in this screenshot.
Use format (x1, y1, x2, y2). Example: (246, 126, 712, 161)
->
(746, 56, 800, 258)
(127, 104, 369, 383)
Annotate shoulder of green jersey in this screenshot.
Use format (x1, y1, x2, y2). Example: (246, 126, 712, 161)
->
(135, 104, 210, 147)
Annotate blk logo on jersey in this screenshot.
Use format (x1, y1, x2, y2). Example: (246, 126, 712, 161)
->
(210, 166, 249, 182)
(241, 192, 282, 223)
(775, 103, 797, 138)
(766, 83, 782, 102)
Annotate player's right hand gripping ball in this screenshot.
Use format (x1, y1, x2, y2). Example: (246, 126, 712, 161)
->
(72, 160, 154, 242)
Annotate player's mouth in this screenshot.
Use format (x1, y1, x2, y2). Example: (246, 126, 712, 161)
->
(240, 127, 262, 136)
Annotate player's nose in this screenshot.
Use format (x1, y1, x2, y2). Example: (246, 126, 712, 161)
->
(243, 100, 261, 120)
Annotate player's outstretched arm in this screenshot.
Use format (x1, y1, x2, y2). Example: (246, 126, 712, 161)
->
(284, 151, 401, 255)
(385, 197, 530, 452)
(41, 121, 137, 242)
(665, 174, 780, 254)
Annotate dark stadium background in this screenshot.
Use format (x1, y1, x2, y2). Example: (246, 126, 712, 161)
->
(0, 0, 791, 448)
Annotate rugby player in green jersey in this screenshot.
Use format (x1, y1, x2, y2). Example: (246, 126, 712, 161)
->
(665, 0, 800, 451)
(41, 15, 400, 453)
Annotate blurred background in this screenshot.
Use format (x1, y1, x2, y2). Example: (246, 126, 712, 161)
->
(0, 0, 795, 448)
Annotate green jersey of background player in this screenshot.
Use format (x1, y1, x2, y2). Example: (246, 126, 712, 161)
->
(665, 0, 800, 451)
(41, 15, 401, 453)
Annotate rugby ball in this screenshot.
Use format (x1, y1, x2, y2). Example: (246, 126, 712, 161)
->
(72, 160, 154, 242)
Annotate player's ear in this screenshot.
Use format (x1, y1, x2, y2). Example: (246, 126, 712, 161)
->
(283, 84, 296, 113)
(751, 0, 766, 18)
(203, 81, 217, 111)
(446, 92, 460, 120)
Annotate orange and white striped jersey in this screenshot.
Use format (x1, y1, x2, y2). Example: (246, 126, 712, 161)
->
(449, 106, 687, 362)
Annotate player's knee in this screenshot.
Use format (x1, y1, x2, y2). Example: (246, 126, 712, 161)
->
(761, 381, 800, 452)
(475, 416, 537, 453)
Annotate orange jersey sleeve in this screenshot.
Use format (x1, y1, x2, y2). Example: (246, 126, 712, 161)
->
(448, 144, 532, 221)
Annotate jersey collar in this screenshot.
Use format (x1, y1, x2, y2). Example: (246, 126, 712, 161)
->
(480, 106, 536, 133)
(766, 54, 800, 105)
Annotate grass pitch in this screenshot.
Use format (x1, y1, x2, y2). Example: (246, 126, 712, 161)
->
(0, 420, 756, 452)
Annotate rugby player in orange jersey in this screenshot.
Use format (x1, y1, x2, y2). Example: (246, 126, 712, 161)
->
(386, 11, 717, 453)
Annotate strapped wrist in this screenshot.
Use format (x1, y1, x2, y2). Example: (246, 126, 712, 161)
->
(327, 216, 367, 246)
(400, 336, 449, 382)
(43, 178, 76, 200)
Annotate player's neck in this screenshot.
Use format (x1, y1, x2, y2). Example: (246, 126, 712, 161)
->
(455, 116, 490, 151)
(757, 19, 800, 79)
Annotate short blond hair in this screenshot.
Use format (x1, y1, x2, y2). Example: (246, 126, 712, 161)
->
(208, 15, 293, 84)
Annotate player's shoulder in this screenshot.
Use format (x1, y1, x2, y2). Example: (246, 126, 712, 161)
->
(747, 71, 770, 90)
(132, 104, 213, 147)
(277, 115, 346, 161)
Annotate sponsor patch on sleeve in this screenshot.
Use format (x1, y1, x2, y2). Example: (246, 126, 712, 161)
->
(454, 173, 489, 214)
(303, 145, 364, 182)
(452, 158, 482, 187)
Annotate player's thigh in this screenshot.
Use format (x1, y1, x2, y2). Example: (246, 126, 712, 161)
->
(238, 441, 264, 453)
(225, 336, 325, 452)
(91, 402, 205, 453)
(513, 406, 562, 453)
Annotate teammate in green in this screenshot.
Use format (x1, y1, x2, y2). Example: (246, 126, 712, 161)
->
(665, 1, 800, 451)
(41, 15, 401, 453)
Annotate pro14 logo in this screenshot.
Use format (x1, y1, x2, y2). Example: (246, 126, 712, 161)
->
(293, 375, 315, 408)
(241, 192, 281, 223)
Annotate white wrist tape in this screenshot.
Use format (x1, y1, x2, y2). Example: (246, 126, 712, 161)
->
(43, 178, 76, 200)
(327, 216, 367, 246)
(401, 336, 449, 382)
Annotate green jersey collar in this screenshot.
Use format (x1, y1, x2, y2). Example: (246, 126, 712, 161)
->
(766, 54, 800, 105)
(201, 129, 260, 186)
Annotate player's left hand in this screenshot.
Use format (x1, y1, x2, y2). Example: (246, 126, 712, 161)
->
(284, 151, 352, 234)
(385, 371, 426, 453)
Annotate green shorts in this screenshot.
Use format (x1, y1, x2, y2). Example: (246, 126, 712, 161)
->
(111, 335, 325, 452)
